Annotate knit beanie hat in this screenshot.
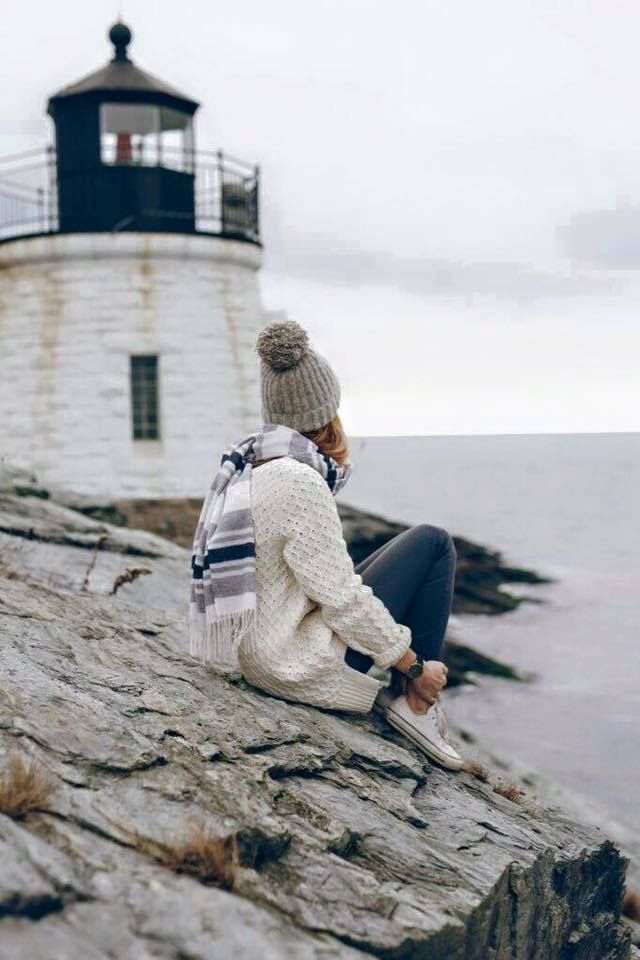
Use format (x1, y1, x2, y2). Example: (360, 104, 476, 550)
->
(256, 320, 341, 432)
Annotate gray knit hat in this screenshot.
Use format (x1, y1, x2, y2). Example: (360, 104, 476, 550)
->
(255, 320, 341, 432)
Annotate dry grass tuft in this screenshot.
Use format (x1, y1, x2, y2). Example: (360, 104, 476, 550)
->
(460, 756, 538, 812)
(623, 888, 640, 922)
(111, 567, 152, 595)
(493, 779, 525, 805)
(463, 759, 490, 782)
(155, 822, 239, 889)
(0, 753, 57, 819)
(462, 760, 539, 814)
(81, 533, 109, 592)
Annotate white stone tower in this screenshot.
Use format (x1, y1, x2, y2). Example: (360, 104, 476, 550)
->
(0, 21, 265, 498)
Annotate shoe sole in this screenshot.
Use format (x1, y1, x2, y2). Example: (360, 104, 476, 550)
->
(372, 698, 391, 716)
(385, 709, 464, 772)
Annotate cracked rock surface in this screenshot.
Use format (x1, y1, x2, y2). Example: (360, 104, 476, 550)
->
(0, 463, 631, 959)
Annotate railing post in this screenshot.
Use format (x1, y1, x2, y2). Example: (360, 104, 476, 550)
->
(217, 149, 224, 233)
(254, 164, 260, 241)
(37, 187, 44, 233)
(46, 144, 56, 232)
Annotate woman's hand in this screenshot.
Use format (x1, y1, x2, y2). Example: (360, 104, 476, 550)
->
(405, 661, 448, 715)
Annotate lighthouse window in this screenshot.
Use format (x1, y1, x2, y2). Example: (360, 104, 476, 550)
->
(101, 104, 194, 173)
(159, 107, 195, 171)
(130, 354, 160, 441)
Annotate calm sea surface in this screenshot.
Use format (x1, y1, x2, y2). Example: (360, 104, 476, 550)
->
(341, 433, 640, 832)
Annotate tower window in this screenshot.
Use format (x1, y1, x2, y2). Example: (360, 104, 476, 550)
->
(100, 103, 194, 172)
(130, 354, 160, 440)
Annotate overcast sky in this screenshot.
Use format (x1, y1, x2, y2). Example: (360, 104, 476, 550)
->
(2, 0, 639, 434)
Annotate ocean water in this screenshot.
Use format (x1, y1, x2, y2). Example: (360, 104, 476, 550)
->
(341, 433, 640, 832)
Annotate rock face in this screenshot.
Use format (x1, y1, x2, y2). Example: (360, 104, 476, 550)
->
(0, 464, 631, 959)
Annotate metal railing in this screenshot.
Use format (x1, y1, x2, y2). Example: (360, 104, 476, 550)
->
(0, 147, 58, 238)
(0, 145, 260, 243)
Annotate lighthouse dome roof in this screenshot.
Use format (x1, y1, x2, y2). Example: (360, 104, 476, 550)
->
(47, 20, 198, 117)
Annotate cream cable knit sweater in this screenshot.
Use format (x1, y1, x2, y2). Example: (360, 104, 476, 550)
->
(237, 456, 413, 713)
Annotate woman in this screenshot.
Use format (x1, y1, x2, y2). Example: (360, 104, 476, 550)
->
(190, 320, 463, 771)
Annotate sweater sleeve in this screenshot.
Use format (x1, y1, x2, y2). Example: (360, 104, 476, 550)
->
(280, 467, 412, 670)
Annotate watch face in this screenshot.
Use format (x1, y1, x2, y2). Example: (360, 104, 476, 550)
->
(407, 660, 424, 679)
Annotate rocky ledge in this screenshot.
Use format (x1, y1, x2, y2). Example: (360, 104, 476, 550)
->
(0, 464, 632, 959)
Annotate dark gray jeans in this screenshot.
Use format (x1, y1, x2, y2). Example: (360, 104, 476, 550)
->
(344, 524, 457, 674)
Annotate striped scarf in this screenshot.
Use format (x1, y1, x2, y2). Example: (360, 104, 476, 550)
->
(189, 423, 352, 670)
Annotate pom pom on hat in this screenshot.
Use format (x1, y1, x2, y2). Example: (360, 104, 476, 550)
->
(256, 320, 310, 372)
(256, 318, 341, 432)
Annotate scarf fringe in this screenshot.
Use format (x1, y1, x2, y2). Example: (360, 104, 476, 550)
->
(189, 607, 257, 671)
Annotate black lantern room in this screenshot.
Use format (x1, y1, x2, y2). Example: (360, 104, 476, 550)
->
(0, 22, 259, 244)
(47, 21, 200, 234)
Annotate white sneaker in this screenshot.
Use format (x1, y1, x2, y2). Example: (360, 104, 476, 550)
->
(384, 695, 464, 771)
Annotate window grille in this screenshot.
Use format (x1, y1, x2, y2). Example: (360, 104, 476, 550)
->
(130, 354, 160, 440)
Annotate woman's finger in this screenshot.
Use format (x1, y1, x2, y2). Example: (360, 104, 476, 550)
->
(415, 680, 440, 703)
(408, 693, 427, 715)
(414, 687, 431, 707)
(408, 687, 430, 714)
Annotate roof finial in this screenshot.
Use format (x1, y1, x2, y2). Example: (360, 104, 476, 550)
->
(108, 20, 133, 63)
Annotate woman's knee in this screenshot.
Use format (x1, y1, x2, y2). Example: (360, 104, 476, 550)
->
(411, 523, 456, 561)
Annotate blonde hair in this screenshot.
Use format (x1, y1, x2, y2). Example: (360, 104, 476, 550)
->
(302, 413, 350, 466)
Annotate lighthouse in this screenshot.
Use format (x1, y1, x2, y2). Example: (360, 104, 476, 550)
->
(0, 22, 265, 499)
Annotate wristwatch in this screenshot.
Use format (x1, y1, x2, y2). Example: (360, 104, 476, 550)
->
(406, 656, 424, 680)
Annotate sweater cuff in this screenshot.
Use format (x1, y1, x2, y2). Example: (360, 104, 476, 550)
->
(337, 666, 383, 713)
(372, 625, 413, 671)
